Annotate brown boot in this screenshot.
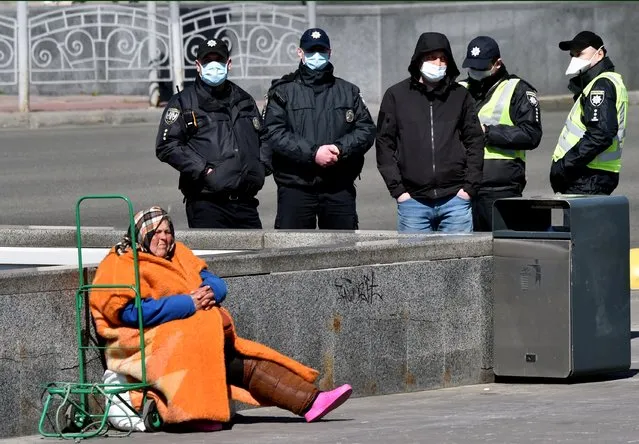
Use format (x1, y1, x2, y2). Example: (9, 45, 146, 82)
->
(243, 359, 319, 416)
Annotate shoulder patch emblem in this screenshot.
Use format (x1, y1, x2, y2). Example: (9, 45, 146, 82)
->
(252, 116, 261, 130)
(164, 107, 180, 125)
(345, 109, 355, 123)
(590, 90, 605, 107)
(526, 91, 538, 107)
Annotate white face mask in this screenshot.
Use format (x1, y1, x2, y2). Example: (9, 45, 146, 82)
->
(565, 46, 603, 76)
(421, 62, 447, 82)
(468, 68, 492, 81)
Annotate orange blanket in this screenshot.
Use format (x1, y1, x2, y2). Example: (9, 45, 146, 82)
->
(89, 241, 318, 424)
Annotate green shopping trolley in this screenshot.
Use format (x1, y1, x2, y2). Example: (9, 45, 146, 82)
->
(38, 194, 163, 439)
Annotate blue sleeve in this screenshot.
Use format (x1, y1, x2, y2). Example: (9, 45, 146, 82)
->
(200, 269, 228, 304)
(119, 295, 196, 328)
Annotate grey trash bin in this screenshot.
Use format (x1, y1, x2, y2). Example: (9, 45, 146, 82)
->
(492, 195, 630, 378)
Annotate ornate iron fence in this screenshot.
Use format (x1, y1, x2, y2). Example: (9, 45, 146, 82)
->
(180, 2, 307, 82)
(28, 5, 172, 85)
(0, 14, 17, 86)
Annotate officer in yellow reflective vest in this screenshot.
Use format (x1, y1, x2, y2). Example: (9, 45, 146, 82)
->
(459, 36, 542, 231)
(551, 31, 627, 195)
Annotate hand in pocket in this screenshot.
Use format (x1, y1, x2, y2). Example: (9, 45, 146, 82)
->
(456, 189, 471, 201)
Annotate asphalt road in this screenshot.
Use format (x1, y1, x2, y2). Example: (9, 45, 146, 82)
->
(1, 106, 638, 244)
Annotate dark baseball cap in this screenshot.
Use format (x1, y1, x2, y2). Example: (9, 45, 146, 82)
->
(559, 31, 604, 52)
(462, 36, 501, 70)
(300, 28, 330, 51)
(196, 38, 230, 62)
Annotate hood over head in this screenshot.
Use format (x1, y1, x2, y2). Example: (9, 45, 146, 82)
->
(408, 32, 460, 79)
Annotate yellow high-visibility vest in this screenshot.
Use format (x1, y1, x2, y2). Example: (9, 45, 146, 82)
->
(459, 78, 524, 161)
(553, 71, 627, 173)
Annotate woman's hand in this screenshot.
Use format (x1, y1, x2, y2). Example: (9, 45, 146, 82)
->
(190, 286, 215, 311)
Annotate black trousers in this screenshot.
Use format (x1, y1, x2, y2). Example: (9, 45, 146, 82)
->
(185, 194, 262, 229)
(274, 185, 358, 230)
(472, 189, 522, 232)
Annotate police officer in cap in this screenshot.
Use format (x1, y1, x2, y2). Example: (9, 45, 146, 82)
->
(262, 28, 376, 230)
(459, 36, 542, 232)
(156, 38, 267, 228)
(551, 31, 628, 195)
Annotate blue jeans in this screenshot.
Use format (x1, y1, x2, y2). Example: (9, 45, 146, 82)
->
(397, 195, 473, 233)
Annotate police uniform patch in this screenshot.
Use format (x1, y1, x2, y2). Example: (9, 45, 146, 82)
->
(345, 109, 355, 123)
(252, 116, 261, 130)
(164, 107, 180, 125)
(590, 90, 605, 107)
(526, 91, 539, 107)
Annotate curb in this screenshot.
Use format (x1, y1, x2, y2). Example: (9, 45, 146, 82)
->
(0, 108, 163, 129)
(0, 90, 637, 130)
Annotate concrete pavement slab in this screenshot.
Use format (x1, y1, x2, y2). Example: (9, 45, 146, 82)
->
(3, 302, 638, 444)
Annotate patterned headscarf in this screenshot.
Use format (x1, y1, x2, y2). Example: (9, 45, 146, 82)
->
(115, 206, 176, 259)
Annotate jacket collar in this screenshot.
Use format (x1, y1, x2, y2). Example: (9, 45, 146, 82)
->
(194, 76, 235, 112)
(409, 75, 452, 99)
(296, 62, 335, 93)
(464, 65, 509, 102)
(568, 56, 615, 98)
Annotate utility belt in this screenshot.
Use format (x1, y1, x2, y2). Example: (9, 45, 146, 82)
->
(183, 189, 256, 203)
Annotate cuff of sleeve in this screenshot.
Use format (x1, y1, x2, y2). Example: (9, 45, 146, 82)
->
(391, 187, 406, 199)
(310, 145, 320, 164)
(483, 125, 490, 143)
(463, 184, 477, 198)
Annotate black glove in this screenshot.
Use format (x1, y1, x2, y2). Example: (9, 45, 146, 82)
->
(550, 159, 568, 193)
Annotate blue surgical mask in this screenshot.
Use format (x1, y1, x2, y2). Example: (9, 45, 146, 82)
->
(304, 52, 329, 70)
(201, 61, 228, 86)
(420, 61, 447, 82)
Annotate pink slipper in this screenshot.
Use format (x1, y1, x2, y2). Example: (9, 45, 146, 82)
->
(304, 384, 353, 423)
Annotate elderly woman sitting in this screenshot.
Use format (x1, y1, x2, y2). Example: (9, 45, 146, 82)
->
(89, 206, 352, 431)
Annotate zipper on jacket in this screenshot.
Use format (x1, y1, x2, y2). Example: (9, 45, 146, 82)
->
(430, 101, 437, 198)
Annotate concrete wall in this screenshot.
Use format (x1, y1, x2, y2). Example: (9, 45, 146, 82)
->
(322, 1, 637, 104)
(0, 230, 493, 438)
(1, 2, 636, 103)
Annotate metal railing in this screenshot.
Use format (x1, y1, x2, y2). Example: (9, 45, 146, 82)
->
(0, 14, 17, 87)
(1, 1, 316, 112)
(28, 5, 172, 85)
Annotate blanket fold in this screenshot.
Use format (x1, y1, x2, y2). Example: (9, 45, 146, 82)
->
(90, 242, 318, 424)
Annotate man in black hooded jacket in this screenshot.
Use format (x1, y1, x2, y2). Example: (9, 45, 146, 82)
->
(376, 32, 485, 233)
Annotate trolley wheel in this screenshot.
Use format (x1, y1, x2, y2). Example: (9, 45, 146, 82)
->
(62, 404, 85, 433)
(142, 399, 163, 432)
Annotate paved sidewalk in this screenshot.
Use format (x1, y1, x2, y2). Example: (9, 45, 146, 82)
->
(0, 94, 152, 113)
(2, 300, 637, 443)
(2, 92, 638, 130)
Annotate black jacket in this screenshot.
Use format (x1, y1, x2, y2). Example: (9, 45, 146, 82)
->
(376, 32, 485, 199)
(550, 57, 621, 195)
(461, 66, 542, 193)
(262, 62, 376, 190)
(155, 78, 266, 198)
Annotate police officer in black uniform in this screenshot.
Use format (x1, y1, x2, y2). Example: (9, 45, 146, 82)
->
(156, 39, 267, 229)
(459, 36, 542, 231)
(550, 31, 627, 195)
(262, 28, 376, 230)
